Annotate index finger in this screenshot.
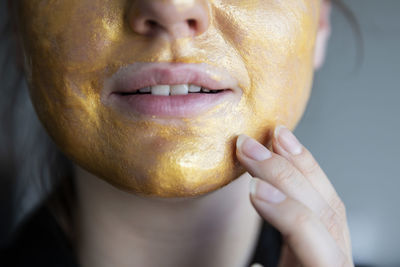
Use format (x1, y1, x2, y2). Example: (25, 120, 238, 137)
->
(273, 126, 344, 216)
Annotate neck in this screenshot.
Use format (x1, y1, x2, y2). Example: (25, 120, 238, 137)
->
(74, 167, 262, 267)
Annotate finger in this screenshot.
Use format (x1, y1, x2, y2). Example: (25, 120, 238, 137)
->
(236, 134, 329, 217)
(272, 126, 344, 217)
(236, 135, 350, 255)
(272, 126, 352, 253)
(250, 178, 351, 267)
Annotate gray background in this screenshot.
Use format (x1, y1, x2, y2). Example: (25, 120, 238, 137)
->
(0, 0, 399, 266)
(295, 1, 400, 266)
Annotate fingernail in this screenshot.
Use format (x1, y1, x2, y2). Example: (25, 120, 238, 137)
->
(237, 135, 272, 161)
(250, 178, 286, 204)
(274, 126, 302, 155)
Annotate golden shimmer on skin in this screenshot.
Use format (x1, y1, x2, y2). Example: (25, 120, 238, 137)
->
(17, 0, 320, 197)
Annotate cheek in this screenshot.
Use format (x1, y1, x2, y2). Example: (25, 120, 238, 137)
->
(232, 3, 317, 130)
(19, 0, 126, 74)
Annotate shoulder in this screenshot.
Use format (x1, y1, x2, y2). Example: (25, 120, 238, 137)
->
(0, 206, 78, 267)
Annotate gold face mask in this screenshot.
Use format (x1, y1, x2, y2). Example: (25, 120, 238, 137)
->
(17, 0, 321, 197)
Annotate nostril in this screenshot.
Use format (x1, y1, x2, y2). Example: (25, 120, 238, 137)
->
(145, 19, 159, 30)
(129, 2, 209, 38)
(187, 19, 197, 30)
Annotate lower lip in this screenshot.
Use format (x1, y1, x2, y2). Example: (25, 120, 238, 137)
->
(109, 91, 234, 118)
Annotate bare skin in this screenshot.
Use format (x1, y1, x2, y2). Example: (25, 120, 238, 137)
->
(75, 168, 262, 267)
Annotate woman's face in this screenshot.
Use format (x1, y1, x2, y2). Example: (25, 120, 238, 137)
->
(17, 0, 322, 197)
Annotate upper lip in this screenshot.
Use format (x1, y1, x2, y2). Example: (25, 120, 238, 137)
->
(103, 62, 242, 96)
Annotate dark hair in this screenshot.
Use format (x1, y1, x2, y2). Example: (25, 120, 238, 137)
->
(332, 0, 364, 69)
(0, 0, 361, 237)
(0, 0, 75, 235)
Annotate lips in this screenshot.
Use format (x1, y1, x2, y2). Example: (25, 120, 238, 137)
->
(103, 63, 241, 118)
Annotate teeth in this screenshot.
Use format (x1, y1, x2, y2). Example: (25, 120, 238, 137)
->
(134, 84, 219, 95)
(170, 84, 189, 95)
(139, 87, 151, 93)
(151, 85, 170, 96)
(189, 85, 201, 93)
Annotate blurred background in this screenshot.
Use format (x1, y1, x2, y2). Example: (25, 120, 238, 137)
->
(1, 0, 399, 266)
(296, 0, 400, 266)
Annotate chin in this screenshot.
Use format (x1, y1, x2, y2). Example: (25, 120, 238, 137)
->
(72, 124, 276, 198)
(105, 164, 247, 198)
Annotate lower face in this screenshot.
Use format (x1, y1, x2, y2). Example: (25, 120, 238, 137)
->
(17, 0, 320, 197)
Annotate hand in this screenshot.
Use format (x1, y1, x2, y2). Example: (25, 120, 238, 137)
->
(236, 126, 354, 267)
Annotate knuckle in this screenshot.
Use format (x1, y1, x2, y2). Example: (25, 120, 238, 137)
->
(330, 198, 347, 220)
(272, 162, 297, 188)
(320, 206, 344, 243)
(300, 149, 320, 175)
(321, 205, 340, 226)
(327, 220, 343, 244)
(336, 199, 347, 216)
(304, 157, 320, 176)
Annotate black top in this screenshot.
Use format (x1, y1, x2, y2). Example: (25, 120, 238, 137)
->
(0, 206, 282, 267)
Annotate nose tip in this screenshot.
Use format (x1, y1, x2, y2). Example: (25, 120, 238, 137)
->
(129, 0, 209, 38)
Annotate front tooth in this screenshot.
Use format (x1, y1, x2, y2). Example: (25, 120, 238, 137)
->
(170, 84, 189, 95)
(188, 85, 201, 93)
(139, 87, 151, 93)
(151, 85, 170, 96)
